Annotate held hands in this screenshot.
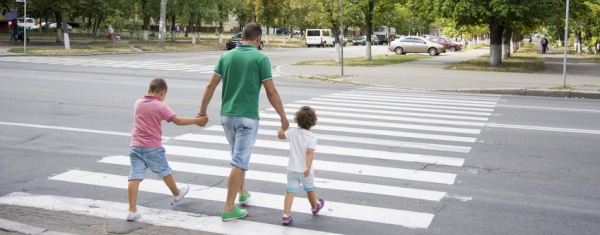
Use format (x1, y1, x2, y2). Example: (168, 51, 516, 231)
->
(195, 114, 208, 126)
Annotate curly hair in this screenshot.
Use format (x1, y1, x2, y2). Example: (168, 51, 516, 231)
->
(294, 106, 317, 130)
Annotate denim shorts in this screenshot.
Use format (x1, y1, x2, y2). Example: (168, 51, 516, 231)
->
(286, 171, 316, 193)
(128, 146, 172, 181)
(221, 116, 259, 171)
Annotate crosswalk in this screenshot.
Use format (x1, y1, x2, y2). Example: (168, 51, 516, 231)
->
(0, 56, 216, 73)
(0, 87, 501, 234)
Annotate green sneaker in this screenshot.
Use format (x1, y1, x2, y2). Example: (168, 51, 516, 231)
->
(238, 191, 251, 205)
(221, 207, 248, 221)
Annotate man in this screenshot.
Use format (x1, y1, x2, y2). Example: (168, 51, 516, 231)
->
(541, 37, 549, 54)
(197, 22, 289, 221)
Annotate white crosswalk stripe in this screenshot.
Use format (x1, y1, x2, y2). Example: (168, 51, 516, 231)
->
(0, 56, 282, 76)
(0, 56, 215, 73)
(0, 87, 501, 233)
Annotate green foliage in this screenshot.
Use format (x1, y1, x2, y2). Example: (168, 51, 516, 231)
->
(4, 0, 599, 50)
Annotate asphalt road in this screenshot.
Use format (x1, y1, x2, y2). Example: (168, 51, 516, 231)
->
(1, 47, 599, 235)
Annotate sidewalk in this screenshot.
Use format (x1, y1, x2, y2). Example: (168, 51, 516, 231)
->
(276, 47, 600, 99)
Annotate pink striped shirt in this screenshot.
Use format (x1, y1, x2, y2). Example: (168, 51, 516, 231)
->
(130, 96, 176, 148)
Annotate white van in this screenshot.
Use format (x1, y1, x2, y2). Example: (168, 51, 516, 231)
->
(305, 29, 334, 47)
(19, 18, 39, 29)
(8, 18, 39, 30)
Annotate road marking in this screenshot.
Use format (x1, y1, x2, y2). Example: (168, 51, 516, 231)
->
(259, 120, 477, 143)
(199, 126, 471, 153)
(485, 123, 600, 135)
(100, 155, 447, 201)
(326, 93, 499, 107)
(174, 133, 466, 167)
(0, 121, 132, 137)
(290, 100, 490, 121)
(0, 192, 341, 235)
(0, 57, 215, 74)
(360, 86, 501, 97)
(276, 104, 491, 129)
(308, 98, 493, 116)
(49, 170, 435, 229)
(496, 104, 600, 113)
(163, 145, 457, 185)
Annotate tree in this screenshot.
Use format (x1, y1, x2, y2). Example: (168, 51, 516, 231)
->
(409, 0, 565, 66)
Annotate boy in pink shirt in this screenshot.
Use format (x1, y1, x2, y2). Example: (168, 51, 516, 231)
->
(127, 78, 207, 221)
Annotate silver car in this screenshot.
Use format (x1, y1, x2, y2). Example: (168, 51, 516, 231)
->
(388, 36, 446, 56)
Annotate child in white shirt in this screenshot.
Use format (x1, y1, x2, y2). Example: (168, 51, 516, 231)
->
(278, 106, 324, 225)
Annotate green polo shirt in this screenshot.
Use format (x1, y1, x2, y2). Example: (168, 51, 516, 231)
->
(214, 44, 272, 119)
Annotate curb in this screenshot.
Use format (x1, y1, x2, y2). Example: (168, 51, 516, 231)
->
(0, 218, 78, 235)
(445, 88, 600, 99)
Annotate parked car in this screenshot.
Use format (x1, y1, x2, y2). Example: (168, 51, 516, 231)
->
(428, 37, 462, 52)
(352, 35, 380, 46)
(225, 33, 264, 50)
(388, 36, 446, 56)
(376, 35, 388, 44)
(330, 35, 347, 46)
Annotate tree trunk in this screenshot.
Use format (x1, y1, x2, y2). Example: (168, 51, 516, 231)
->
(502, 26, 512, 59)
(54, 11, 62, 42)
(575, 31, 581, 53)
(488, 16, 503, 66)
(171, 15, 176, 42)
(365, 0, 374, 60)
(511, 29, 520, 53)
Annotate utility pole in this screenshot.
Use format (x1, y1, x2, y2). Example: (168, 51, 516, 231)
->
(158, 0, 167, 48)
(340, 0, 344, 76)
(563, 0, 570, 88)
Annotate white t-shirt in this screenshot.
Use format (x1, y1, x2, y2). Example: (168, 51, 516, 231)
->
(285, 127, 317, 173)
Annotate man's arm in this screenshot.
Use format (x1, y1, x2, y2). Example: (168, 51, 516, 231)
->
(197, 73, 222, 124)
(277, 127, 286, 140)
(263, 79, 289, 131)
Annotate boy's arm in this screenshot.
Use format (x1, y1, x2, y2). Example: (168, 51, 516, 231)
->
(304, 148, 315, 177)
(171, 116, 208, 126)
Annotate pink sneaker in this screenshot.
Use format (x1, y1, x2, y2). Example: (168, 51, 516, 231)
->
(282, 214, 293, 225)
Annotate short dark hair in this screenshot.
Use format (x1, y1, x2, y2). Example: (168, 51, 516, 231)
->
(242, 22, 262, 41)
(149, 78, 168, 93)
(295, 106, 317, 130)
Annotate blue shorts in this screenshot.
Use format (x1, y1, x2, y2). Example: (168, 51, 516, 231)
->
(221, 116, 259, 171)
(128, 146, 172, 181)
(286, 171, 316, 193)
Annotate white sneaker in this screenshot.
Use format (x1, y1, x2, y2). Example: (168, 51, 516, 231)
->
(174, 184, 189, 203)
(126, 211, 141, 221)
